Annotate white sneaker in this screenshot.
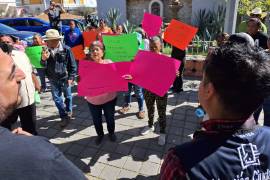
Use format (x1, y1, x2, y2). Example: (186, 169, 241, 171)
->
(158, 133, 166, 146)
(141, 126, 154, 135)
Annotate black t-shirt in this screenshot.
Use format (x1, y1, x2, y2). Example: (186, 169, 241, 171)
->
(0, 127, 86, 179)
(251, 31, 268, 49)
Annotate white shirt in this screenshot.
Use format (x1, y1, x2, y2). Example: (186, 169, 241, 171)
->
(11, 50, 35, 108)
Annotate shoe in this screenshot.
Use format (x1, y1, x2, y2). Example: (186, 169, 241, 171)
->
(95, 135, 104, 145)
(141, 126, 154, 135)
(158, 133, 166, 146)
(119, 105, 130, 114)
(108, 133, 117, 142)
(137, 111, 145, 119)
(60, 117, 69, 127)
(67, 112, 73, 120)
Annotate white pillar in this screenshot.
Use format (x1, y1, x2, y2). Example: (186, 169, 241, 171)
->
(224, 0, 239, 34)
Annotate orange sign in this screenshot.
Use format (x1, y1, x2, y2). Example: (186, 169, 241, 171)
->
(164, 19, 198, 50)
(83, 30, 98, 47)
(71, 45, 86, 60)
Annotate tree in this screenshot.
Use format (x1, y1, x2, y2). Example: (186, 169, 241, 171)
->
(238, 0, 270, 16)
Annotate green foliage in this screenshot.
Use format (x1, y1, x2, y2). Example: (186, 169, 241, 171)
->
(238, 0, 270, 15)
(123, 20, 136, 34)
(194, 5, 226, 41)
(106, 8, 121, 30)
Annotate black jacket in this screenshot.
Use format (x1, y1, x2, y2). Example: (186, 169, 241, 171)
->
(41, 44, 77, 82)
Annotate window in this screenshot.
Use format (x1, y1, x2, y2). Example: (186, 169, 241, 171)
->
(2, 21, 14, 27)
(151, 2, 160, 16)
(13, 20, 28, 26)
(28, 20, 43, 26)
(149, 0, 163, 17)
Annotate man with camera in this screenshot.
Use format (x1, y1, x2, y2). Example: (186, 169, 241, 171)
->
(44, 1, 66, 32)
(41, 29, 77, 127)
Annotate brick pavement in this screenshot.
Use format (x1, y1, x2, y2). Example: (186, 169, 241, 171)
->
(35, 78, 202, 179)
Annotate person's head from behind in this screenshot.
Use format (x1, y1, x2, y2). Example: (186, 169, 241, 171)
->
(69, 20, 76, 30)
(199, 43, 270, 120)
(247, 18, 261, 36)
(89, 41, 104, 62)
(216, 32, 229, 47)
(0, 47, 25, 122)
(150, 36, 162, 53)
(228, 32, 255, 47)
(0, 35, 14, 46)
(32, 34, 43, 46)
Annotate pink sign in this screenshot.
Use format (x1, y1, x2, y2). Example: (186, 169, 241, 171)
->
(142, 13, 162, 37)
(113, 62, 132, 77)
(130, 50, 181, 96)
(78, 60, 128, 97)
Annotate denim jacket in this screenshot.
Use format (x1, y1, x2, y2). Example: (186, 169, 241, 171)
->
(41, 43, 77, 82)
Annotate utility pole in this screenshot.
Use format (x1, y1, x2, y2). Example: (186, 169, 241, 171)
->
(224, 0, 239, 34)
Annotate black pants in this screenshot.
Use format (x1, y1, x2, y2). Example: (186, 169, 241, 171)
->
(173, 60, 185, 92)
(1, 103, 37, 135)
(87, 98, 117, 136)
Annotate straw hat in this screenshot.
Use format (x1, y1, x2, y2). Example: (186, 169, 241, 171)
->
(247, 7, 267, 18)
(44, 29, 63, 41)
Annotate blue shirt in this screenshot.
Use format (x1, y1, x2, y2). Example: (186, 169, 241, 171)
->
(64, 27, 83, 48)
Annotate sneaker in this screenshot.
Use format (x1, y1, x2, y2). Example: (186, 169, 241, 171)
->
(108, 133, 117, 142)
(141, 126, 154, 135)
(137, 111, 145, 119)
(158, 133, 166, 146)
(119, 105, 130, 114)
(95, 135, 104, 145)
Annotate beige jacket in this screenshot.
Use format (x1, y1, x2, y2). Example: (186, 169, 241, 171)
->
(11, 50, 35, 108)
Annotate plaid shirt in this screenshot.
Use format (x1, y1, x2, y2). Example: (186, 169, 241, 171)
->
(160, 148, 186, 180)
(160, 117, 254, 180)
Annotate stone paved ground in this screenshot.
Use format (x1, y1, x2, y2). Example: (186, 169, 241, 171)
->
(34, 77, 263, 180)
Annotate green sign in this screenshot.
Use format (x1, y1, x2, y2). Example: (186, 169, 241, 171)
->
(103, 33, 139, 62)
(25, 46, 43, 68)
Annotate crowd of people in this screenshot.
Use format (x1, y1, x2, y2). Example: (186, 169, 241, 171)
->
(0, 2, 270, 179)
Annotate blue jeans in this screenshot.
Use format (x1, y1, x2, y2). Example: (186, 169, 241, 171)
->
(254, 96, 270, 126)
(37, 68, 46, 90)
(87, 98, 117, 136)
(124, 83, 144, 112)
(50, 80, 72, 118)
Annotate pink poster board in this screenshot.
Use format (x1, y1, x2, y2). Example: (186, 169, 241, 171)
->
(130, 50, 181, 96)
(142, 13, 162, 38)
(78, 60, 128, 96)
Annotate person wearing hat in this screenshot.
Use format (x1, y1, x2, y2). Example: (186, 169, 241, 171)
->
(41, 29, 77, 127)
(237, 7, 267, 33)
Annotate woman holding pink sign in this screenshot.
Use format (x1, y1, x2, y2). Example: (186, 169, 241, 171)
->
(84, 41, 132, 145)
(84, 41, 117, 145)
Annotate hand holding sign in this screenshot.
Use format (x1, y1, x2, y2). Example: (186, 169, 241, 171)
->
(164, 19, 198, 50)
(142, 13, 162, 38)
